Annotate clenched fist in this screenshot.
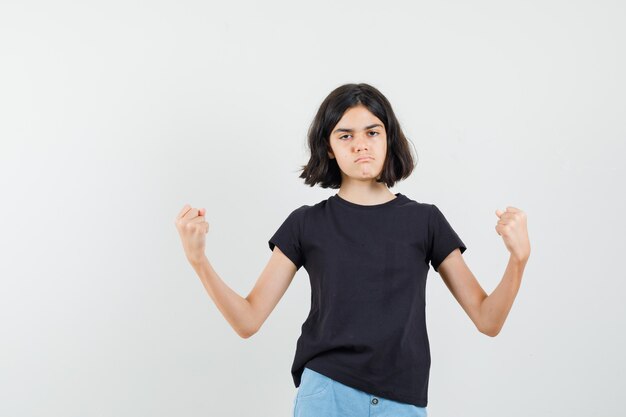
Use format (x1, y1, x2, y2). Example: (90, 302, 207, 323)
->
(495, 206, 531, 263)
(175, 203, 209, 265)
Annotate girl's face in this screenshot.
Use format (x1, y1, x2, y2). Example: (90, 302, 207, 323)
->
(327, 105, 387, 183)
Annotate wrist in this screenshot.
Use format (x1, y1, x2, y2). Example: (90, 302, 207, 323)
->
(510, 253, 529, 267)
(188, 254, 208, 268)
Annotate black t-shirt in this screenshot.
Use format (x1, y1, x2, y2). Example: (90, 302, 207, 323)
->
(267, 192, 467, 408)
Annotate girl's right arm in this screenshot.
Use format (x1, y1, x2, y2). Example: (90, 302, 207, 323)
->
(190, 247, 297, 339)
(175, 204, 298, 338)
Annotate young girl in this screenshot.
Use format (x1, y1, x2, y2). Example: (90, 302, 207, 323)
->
(175, 83, 531, 417)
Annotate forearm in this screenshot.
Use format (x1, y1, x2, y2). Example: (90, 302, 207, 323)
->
(479, 255, 527, 336)
(190, 256, 256, 338)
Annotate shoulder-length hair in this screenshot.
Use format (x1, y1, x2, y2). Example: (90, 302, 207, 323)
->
(299, 83, 417, 189)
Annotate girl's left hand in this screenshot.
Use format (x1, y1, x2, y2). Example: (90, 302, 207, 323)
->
(495, 206, 531, 263)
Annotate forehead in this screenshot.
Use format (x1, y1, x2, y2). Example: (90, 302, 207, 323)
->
(339, 105, 381, 122)
(332, 105, 384, 133)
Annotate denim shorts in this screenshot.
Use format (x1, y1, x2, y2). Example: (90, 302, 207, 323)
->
(292, 367, 428, 417)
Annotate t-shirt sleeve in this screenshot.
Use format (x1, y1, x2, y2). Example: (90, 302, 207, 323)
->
(427, 204, 467, 272)
(268, 206, 306, 270)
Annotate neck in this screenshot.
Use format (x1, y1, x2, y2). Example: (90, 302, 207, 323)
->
(336, 181, 396, 205)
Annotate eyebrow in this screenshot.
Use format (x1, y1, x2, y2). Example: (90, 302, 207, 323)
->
(332, 123, 383, 135)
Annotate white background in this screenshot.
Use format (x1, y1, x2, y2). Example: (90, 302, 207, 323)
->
(1, 0, 624, 416)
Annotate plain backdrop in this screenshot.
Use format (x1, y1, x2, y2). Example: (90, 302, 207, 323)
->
(1, 1, 624, 416)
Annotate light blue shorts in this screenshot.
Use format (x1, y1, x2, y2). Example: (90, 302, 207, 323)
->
(292, 367, 428, 417)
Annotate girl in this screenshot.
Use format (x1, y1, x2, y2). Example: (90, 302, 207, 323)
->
(175, 83, 531, 417)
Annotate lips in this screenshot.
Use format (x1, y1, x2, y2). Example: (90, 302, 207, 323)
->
(355, 156, 374, 162)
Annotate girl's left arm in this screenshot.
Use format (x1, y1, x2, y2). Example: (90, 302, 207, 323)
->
(437, 206, 530, 337)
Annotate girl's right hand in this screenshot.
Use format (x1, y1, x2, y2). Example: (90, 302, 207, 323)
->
(174, 204, 209, 265)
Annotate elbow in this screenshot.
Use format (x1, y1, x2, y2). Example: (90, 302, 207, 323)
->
(477, 311, 501, 337)
(238, 329, 253, 339)
(238, 299, 259, 339)
(480, 325, 500, 338)
(238, 323, 258, 339)
(477, 318, 500, 337)
(239, 331, 253, 339)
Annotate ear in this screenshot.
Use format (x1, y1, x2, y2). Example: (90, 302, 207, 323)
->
(327, 150, 335, 159)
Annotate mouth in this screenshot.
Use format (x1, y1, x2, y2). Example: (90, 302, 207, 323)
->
(355, 156, 374, 163)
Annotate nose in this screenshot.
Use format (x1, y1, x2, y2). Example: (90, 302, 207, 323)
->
(353, 133, 370, 151)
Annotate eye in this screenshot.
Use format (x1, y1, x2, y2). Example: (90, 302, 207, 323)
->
(338, 131, 380, 140)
